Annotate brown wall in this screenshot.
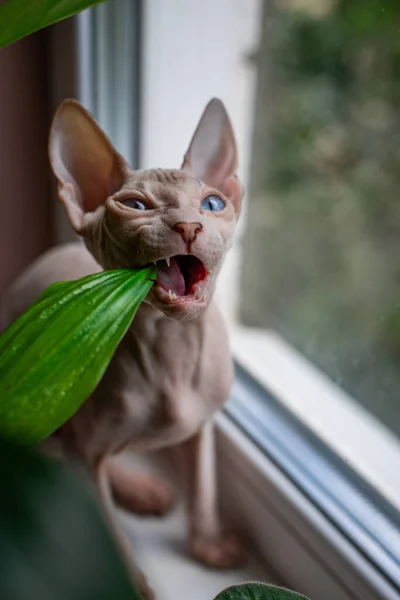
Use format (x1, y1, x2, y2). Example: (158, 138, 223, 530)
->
(0, 29, 53, 296)
(48, 18, 79, 245)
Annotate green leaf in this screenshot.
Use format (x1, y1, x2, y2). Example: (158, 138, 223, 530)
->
(0, 267, 155, 445)
(0, 435, 141, 600)
(214, 583, 309, 600)
(0, 0, 107, 49)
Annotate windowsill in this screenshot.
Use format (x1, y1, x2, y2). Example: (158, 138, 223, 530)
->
(116, 399, 399, 600)
(117, 453, 268, 600)
(230, 326, 400, 513)
(120, 504, 266, 600)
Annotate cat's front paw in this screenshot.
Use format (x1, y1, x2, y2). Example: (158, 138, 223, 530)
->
(189, 531, 246, 569)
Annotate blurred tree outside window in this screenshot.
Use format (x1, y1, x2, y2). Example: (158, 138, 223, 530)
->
(240, 0, 400, 436)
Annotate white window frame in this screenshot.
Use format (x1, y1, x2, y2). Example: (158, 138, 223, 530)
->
(215, 414, 400, 600)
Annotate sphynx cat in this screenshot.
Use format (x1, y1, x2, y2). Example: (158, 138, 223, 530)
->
(0, 98, 245, 597)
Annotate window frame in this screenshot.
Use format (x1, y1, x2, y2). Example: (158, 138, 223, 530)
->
(216, 412, 400, 600)
(230, 327, 400, 512)
(217, 360, 400, 599)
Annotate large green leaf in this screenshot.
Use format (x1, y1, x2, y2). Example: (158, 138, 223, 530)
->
(0, 435, 141, 600)
(214, 583, 309, 600)
(0, 268, 155, 445)
(0, 0, 107, 49)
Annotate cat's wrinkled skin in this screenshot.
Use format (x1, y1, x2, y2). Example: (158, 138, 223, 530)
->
(0, 99, 245, 597)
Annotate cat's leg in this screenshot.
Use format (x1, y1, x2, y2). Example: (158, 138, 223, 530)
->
(95, 458, 156, 600)
(179, 421, 246, 569)
(108, 459, 174, 517)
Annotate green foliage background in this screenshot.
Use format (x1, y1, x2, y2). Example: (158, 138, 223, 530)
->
(241, 0, 400, 435)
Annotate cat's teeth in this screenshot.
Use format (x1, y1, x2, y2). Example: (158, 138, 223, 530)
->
(194, 283, 205, 299)
(168, 289, 177, 301)
(165, 257, 171, 267)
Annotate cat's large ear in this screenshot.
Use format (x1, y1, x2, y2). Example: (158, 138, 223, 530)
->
(49, 99, 127, 232)
(182, 99, 243, 216)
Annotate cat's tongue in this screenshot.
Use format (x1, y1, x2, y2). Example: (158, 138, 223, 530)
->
(156, 258, 185, 296)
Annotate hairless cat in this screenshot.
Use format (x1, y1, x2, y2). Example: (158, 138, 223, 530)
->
(1, 98, 245, 598)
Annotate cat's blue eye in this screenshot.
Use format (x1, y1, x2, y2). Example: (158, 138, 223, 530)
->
(201, 195, 225, 212)
(120, 198, 151, 210)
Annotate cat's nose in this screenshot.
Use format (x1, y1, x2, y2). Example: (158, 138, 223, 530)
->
(173, 222, 203, 245)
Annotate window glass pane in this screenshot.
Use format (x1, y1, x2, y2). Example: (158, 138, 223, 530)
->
(240, 0, 400, 438)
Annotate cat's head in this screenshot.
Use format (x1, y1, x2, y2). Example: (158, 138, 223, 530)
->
(49, 99, 243, 320)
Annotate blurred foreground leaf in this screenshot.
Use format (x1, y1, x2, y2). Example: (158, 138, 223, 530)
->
(0, 0, 106, 49)
(215, 583, 309, 600)
(0, 268, 155, 444)
(0, 435, 140, 600)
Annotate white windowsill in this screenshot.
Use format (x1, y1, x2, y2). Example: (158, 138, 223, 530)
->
(120, 504, 266, 600)
(118, 453, 268, 600)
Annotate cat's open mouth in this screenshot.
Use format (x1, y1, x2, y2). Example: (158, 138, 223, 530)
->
(154, 255, 208, 303)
